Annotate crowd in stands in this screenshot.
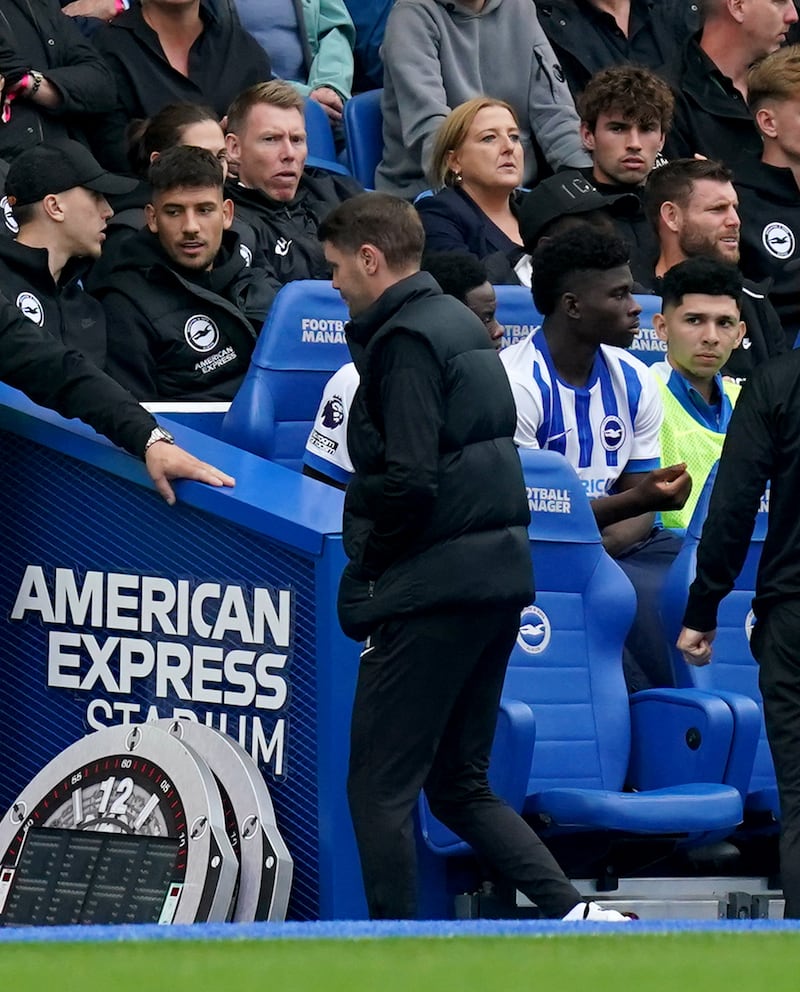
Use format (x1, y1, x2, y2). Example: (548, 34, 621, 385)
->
(4, 0, 800, 911)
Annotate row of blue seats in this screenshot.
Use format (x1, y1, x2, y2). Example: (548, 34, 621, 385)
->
(418, 451, 772, 870)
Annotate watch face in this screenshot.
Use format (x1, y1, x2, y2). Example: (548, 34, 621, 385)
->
(40, 755, 182, 839)
(0, 724, 238, 925)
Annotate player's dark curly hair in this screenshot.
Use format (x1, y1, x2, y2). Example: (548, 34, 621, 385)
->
(661, 256, 743, 310)
(421, 251, 489, 302)
(531, 227, 630, 315)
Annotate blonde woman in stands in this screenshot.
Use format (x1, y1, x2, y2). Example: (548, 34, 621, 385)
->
(416, 97, 529, 285)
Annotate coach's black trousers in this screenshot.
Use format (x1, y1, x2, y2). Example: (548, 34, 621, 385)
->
(750, 599, 800, 918)
(347, 605, 581, 920)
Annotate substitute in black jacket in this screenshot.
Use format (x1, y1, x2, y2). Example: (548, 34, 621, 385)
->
(0, 138, 140, 371)
(93, 146, 278, 402)
(677, 350, 800, 918)
(534, 0, 698, 98)
(320, 192, 630, 926)
(225, 80, 362, 283)
(734, 47, 800, 350)
(91, 0, 272, 172)
(0, 0, 119, 164)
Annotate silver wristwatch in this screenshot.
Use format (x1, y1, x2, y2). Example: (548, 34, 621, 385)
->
(143, 425, 175, 454)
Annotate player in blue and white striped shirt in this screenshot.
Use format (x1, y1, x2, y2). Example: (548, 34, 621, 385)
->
(501, 226, 690, 558)
(501, 227, 691, 691)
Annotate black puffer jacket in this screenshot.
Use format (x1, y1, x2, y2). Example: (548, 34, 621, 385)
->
(338, 272, 534, 641)
(91, 228, 277, 401)
(0, 0, 118, 163)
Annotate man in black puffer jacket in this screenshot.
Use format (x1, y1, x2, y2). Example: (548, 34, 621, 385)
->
(320, 192, 630, 925)
(92, 146, 279, 401)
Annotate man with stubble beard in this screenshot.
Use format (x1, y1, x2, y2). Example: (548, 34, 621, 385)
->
(643, 158, 786, 384)
(92, 145, 279, 401)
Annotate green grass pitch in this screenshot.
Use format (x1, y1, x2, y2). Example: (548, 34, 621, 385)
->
(2, 933, 800, 992)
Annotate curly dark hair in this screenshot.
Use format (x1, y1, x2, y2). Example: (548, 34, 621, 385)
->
(531, 227, 630, 315)
(578, 65, 675, 133)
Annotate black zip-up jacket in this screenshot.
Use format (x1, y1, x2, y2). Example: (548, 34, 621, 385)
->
(646, 272, 786, 385)
(735, 158, 800, 349)
(0, 238, 107, 368)
(0, 289, 155, 456)
(90, 1, 271, 171)
(576, 168, 658, 288)
(534, 0, 699, 97)
(664, 37, 762, 171)
(0, 0, 118, 163)
(227, 168, 363, 284)
(683, 351, 800, 632)
(91, 228, 277, 401)
(337, 271, 534, 641)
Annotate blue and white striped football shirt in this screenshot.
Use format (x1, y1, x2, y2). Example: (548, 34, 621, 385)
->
(500, 331, 663, 499)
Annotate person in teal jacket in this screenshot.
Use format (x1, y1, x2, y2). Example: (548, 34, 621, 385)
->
(233, 0, 355, 125)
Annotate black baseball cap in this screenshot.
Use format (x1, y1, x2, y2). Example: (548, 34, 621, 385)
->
(5, 140, 138, 208)
(518, 171, 640, 251)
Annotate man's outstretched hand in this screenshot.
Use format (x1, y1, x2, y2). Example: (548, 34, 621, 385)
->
(145, 441, 235, 506)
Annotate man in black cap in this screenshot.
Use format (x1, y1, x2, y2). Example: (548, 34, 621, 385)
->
(0, 139, 138, 367)
(517, 170, 644, 284)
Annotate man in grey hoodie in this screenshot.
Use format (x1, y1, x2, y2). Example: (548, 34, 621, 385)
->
(376, 0, 590, 200)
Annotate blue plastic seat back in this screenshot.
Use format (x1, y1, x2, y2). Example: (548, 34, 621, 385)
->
(662, 466, 775, 797)
(344, 89, 383, 189)
(494, 284, 542, 349)
(507, 449, 637, 799)
(221, 281, 350, 469)
(628, 294, 668, 367)
(304, 97, 338, 164)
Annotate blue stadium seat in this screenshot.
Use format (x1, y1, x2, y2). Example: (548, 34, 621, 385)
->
(304, 97, 338, 165)
(629, 293, 668, 367)
(344, 89, 383, 189)
(221, 281, 350, 470)
(493, 284, 541, 348)
(418, 449, 743, 861)
(662, 466, 775, 826)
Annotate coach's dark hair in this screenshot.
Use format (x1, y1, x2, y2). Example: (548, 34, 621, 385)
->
(147, 145, 224, 194)
(421, 251, 489, 303)
(643, 158, 733, 232)
(661, 256, 743, 310)
(127, 103, 220, 178)
(531, 227, 630, 315)
(318, 192, 424, 269)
